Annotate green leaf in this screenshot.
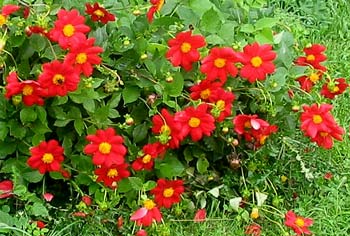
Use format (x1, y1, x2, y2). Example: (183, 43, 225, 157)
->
(208, 186, 221, 198)
(22, 170, 43, 183)
(156, 154, 184, 178)
(162, 72, 184, 97)
(143, 180, 157, 191)
(83, 99, 96, 113)
(128, 177, 143, 191)
(229, 197, 242, 212)
(255, 28, 274, 44)
(200, 8, 222, 33)
(240, 24, 255, 33)
(30, 202, 49, 217)
(20, 107, 37, 124)
(0, 141, 17, 158)
(0, 122, 8, 141)
(256, 192, 268, 206)
(132, 123, 148, 143)
(189, 0, 215, 17)
(117, 178, 132, 193)
(196, 157, 209, 174)
(29, 34, 47, 52)
(8, 120, 26, 139)
(255, 17, 279, 31)
(122, 86, 140, 104)
(35, 106, 47, 123)
(74, 119, 85, 136)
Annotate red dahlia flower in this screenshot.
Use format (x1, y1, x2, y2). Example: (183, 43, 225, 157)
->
(189, 79, 223, 102)
(284, 210, 313, 235)
(5, 72, 45, 106)
(296, 70, 324, 92)
(0, 180, 13, 199)
(131, 142, 166, 171)
(174, 104, 216, 142)
(27, 140, 65, 174)
(36, 220, 46, 229)
(84, 128, 127, 167)
(130, 199, 162, 226)
(49, 9, 90, 49)
(166, 31, 206, 71)
(64, 38, 103, 77)
(320, 78, 348, 99)
(152, 109, 185, 148)
(85, 3, 116, 24)
(245, 223, 261, 236)
(310, 125, 344, 149)
(237, 42, 276, 83)
(209, 90, 235, 122)
(0, 4, 20, 26)
(295, 44, 327, 71)
(150, 179, 184, 208)
(146, 0, 164, 23)
(38, 60, 80, 97)
(95, 163, 130, 188)
(200, 47, 238, 84)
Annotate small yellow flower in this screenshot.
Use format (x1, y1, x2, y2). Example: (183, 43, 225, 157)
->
(250, 207, 259, 219)
(281, 175, 288, 183)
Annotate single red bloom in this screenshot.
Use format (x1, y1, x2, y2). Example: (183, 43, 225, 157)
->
(25, 26, 49, 38)
(27, 140, 65, 174)
(1, 4, 20, 16)
(295, 44, 327, 71)
(85, 3, 116, 24)
(300, 103, 339, 139)
(209, 90, 235, 122)
(252, 124, 278, 148)
(5, 72, 45, 106)
(233, 114, 269, 141)
(237, 42, 276, 83)
(0, 180, 13, 199)
(95, 163, 130, 188)
(36, 220, 46, 229)
(324, 172, 333, 180)
(130, 199, 162, 227)
(146, 0, 165, 23)
(152, 109, 185, 148)
(166, 31, 206, 71)
(245, 223, 261, 236)
(49, 9, 90, 49)
(84, 127, 127, 167)
(296, 70, 324, 92)
(189, 78, 223, 102)
(200, 47, 238, 84)
(174, 103, 215, 142)
(82, 195, 92, 206)
(194, 209, 206, 222)
(150, 179, 184, 208)
(310, 125, 344, 149)
(284, 210, 313, 235)
(64, 38, 103, 77)
(38, 60, 80, 97)
(131, 142, 166, 171)
(321, 78, 348, 99)
(135, 229, 148, 236)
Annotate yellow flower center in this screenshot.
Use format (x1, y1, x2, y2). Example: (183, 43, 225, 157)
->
(94, 9, 105, 17)
(163, 187, 174, 197)
(53, 74, 65, 85)
(76, 53, 87, 64)
(332, 86, 340, 93)
(295, 217, 305, 227)
(312, 115, 323, 124)
(309, 73, 320, 83)
(0, 14, 6, 26)
(180, 42, 191, 53)
(142, 154, 152, 164)
(216, 100, 225, 111)
(63, 24, 75, 37)
(251, 56, 263, 68)
(144, 199, 156, 210)
(107, 168, 118, 178)
(99, 142, 112, 154)
(189, 117, 200, 128)
(42, 153, 54, 164)
(22, 85, 34, 96)
(160, 124, 171, 135)
(320, 132, 328, 137)
(306, 54, 315, 61)
(244, 121, 252, 128)
(200, 89, 211, 100)
(214, 58, 226, 68)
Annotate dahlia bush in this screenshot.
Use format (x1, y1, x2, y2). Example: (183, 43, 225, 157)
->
(0, 0, 348, 235)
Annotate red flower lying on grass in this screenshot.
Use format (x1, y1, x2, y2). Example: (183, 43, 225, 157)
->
(237, 42, 276, 83)
(245, 223, 261, 236)
(130, 199, 162, 227)
(94, 163, 130, 188)
(194, 208, 206, 222)
(284, 210, 313, 235)
(146, 0, 164, 23)
(295, 44, 327, 71)
(0, 180, 13, 199)
(85, 2, 115, 24)
(36, 220, 46, 229)
(84, 127, 127, 167)
(5, 72, 45, 106)
(27, 140, 65, 174)
(150, 179, 184, 208)
(320, 78, 348, 99)
(166, 30, 206, 71)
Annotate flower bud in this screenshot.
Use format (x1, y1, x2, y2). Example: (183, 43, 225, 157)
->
(250, 207, 259, 219)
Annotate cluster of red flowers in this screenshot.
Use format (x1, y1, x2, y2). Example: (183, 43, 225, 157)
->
(4, 4, 110, 106)
(300, 103, 344, 149)
(295, 44, 349, 97)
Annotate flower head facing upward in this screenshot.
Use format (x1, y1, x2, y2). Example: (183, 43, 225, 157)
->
(94, 163, 130, 188)
(27, 140, 65, 174)
(166, 31, 206, 71)
(0, 180, 13, 199)
(189, 79, 223, 102)
(237, 42, 276, 83)
(285, 210, 313, 235)
(130, 199, 162, 227)
(131, 142, 166, 171)
(320, 78, 348, 99)
(49, 9, 90, 49)
(295, 44, 327, 71)
(85, 3, 116, 24)
(200, 47, 238, 84)
(38, 60, 80, 97)
(296, 70, 324, 92)
(84, 127, 127, 167)
(150, 179, 184, 208)
(147, 0, 165, 23)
